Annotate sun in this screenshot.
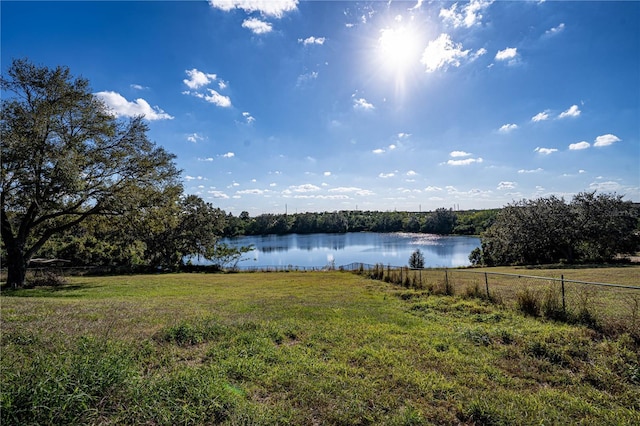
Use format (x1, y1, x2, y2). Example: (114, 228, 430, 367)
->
(377, 26, 422, 75)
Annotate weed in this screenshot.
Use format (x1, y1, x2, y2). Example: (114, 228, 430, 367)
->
(156, 318, 227, 346)
(517, 287, 541, 317)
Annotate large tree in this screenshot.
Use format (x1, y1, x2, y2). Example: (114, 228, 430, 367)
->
(479, 192, 639, 266)
(1, 59, 180, 288)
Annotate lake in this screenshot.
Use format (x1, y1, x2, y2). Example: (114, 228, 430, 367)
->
(221, 232, 480, 269)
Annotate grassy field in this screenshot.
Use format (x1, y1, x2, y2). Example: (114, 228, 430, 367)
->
(2, 269, 639, 425)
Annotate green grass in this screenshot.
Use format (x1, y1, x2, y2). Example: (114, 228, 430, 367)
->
(2, 271, 639, 425)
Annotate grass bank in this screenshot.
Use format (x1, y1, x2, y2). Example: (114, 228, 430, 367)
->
(2, 270, 639, 424)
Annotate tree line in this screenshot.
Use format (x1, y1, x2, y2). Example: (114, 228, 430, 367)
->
(224, 208, 497, 237)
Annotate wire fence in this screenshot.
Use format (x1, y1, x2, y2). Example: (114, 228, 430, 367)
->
(346, 263, 640, 337)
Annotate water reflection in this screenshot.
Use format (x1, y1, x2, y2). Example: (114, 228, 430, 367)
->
(222, 232, 480, 268)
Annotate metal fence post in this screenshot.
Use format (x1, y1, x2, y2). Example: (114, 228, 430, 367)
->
(485, 272, 490, 299)
(561, 274, 566, 312)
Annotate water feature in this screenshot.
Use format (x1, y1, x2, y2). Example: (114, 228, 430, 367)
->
(221, 232, 480, 269)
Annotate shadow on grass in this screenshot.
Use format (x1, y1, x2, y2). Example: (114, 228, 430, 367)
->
(0, 283, 94, 297)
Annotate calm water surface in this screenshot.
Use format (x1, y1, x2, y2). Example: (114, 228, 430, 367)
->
(222, 232, 480, 268)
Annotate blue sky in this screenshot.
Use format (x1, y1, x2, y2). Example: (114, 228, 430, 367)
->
(3, 0, 639, 214)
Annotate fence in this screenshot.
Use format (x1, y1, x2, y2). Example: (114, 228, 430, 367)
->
(347, 263, 640, 336)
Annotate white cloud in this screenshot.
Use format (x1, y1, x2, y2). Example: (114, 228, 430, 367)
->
(187, 133, 204, 143)
(531, 111, 549, 122)
(421, 33, 469, 73)
(397, 132, 411, 139)
(594, 134, 621, 147)
(495, 47, 518, 61)
(471, 47, 487, 61)
(323, 171, 332, 176)
(237, 189, 268, 195)
(242, 111, 255, 124)
(497, 181, 516, 190)
(372, 148, 385, 154)
(589, 180, 622, 192)
(183, 69, 217, 89)
(208, 0, 298, 18)
(296, 71, 319, 87)
(450, 150, 471, 157)
(94, 91, 173, 120)
(439, 0, 493, 28)
(379, 172, 395, 178)
(203, 89, 232, 107)
(198, 157, 214, 162)
(545, 23, 565, 36)
(534, 147, 558, 155)
(518, 168, 543, 174)
(130, 84, 148, 90)
(447, 157, 483, 166)
(425, 186, 443, 191)
(499, 123, 518, 133)
(329, 187, 375, 196)
(208, 190, 230, 199)
(353, 97, 375, 110)
(411, 0, 424, 11)
(406, 170, 418, 176)
(558, 104, 580, 118)
(185, 175, 204, 181)
(222, 152, 235, 158)
(289, 184, 321, 193)
(242, 18, 272, 34)
(569, 141, 590, 150)
(299, 36, 325, 45)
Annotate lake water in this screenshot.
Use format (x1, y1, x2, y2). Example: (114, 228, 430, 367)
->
(221, 233, 480, 269)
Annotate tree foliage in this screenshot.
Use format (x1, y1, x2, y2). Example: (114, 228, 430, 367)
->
(1, 59, 180, 287)
(408, 249, 425, 269)
(477, 192, 639, 266)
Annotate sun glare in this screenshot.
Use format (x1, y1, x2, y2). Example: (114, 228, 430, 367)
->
(378, 26, 422, 74)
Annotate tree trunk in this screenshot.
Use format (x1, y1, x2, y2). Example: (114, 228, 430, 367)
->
(4, 236, 28, 289)
(6, 251, 28, 289)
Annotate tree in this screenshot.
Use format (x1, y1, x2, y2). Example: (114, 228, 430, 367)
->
(205, 242, 254, 270)
(1, 59, 180, 287)
(571, 192, 639, 261)
(479, 192, 639, 266)
(408, 248, 425, 269)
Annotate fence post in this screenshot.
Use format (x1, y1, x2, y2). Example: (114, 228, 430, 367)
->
(419, 269, 422, 288)
(445, 269, 449, 293)
(561, 274, 566, 312)
(485, 272, 490, 299)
